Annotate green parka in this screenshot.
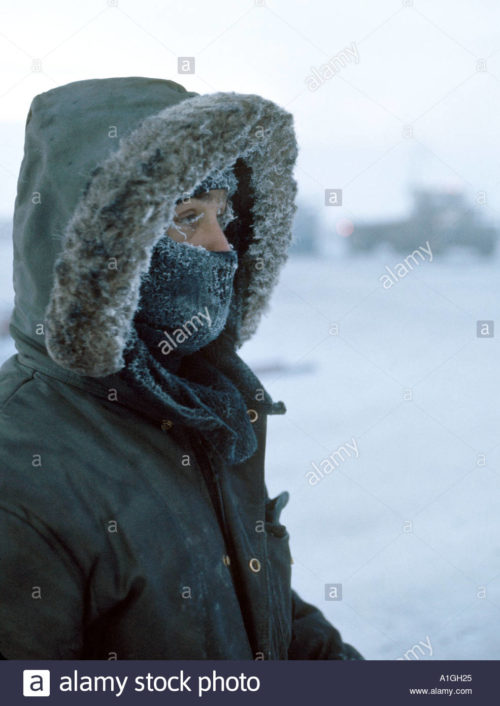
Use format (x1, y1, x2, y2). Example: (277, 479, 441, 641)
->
(0, 76, 363, 660)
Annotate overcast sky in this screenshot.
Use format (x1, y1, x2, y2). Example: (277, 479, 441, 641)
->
(1, 0, 500, 237)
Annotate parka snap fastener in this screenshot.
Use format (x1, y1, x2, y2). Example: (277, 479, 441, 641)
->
(161, 419, 174, 431)
(249, 557, 261, 572)
(222, 554, 231, 566)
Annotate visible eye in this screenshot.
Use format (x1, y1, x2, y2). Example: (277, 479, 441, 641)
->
(174, 212, 203, 226)
(174, 208, 228, 226)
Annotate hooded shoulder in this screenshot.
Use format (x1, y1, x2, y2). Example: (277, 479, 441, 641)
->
(9, 76, 298, 378)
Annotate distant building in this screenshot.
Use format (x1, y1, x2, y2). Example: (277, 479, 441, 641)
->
(289, 201, 320, 256)
(346, 188, 497, 256)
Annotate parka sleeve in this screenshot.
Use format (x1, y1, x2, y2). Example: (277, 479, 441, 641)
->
(288, 587, 365, 660)
(0, 508, 85, 659)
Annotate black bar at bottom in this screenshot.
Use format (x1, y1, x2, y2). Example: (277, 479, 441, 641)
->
(0, 659, 495, 705)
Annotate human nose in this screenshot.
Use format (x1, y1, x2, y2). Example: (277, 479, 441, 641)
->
(201, 219, 232, 252)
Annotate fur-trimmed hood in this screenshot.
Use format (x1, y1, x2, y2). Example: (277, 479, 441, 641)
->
(9, 76, 298, 379)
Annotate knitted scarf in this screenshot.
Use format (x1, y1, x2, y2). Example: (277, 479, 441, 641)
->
(118, 234, 285, 467)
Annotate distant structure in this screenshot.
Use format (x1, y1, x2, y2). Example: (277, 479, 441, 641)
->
(289, 201, 320, 256)
(346, 187, 498, 256)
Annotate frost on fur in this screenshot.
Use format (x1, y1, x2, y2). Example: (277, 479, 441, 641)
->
(44, 91, 298, 377)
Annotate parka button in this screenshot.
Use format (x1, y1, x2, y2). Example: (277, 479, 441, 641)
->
(249, 557, 261, 572)
(247, 409, 259, 423)
(161, 419, 174, 431)
(222, 554, 231, 566)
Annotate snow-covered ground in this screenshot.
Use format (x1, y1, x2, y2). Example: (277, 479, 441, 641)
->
(240, 244, 500, 661)
(1, 231, 499, 660)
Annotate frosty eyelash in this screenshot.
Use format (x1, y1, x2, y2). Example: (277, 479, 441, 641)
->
(174, 212, 204, 226)
(174, 210, 232, 228)
(167, 198, 236, 241)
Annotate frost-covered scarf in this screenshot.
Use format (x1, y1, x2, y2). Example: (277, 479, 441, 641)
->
(118, 166, 285, 466)
(119, 233, 276, 467)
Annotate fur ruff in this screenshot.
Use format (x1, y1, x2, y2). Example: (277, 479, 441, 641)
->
(44, 91, 298, 377)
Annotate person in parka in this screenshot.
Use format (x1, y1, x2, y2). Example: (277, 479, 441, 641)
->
(0, 76, 364, 660)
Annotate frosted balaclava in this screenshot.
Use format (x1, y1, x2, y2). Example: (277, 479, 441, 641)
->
(134, 236, 238, 357)
(119, 164, 265, 467)
(133, 165, 239, 357)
